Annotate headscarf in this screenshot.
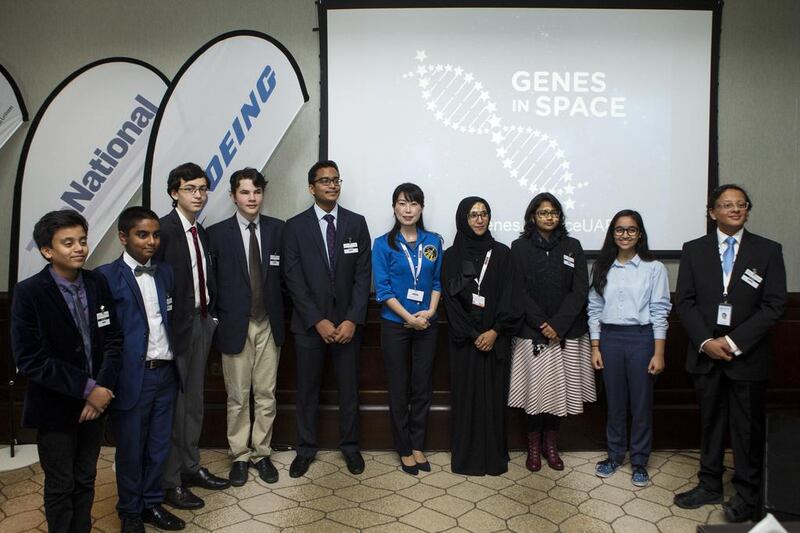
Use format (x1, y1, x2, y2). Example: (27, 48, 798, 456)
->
(453, 196, 494, 258)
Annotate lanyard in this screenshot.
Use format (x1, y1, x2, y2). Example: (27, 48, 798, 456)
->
(475, 250, 492, 295)
(399, 243, 423, 288)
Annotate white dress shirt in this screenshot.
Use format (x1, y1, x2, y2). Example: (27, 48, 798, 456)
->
(176, 208, 210, 310)
(123, 252, 172, 361)
(313, 203, 339, 266)
(236, 212, 262, 265)
(700, 227, 745, 356)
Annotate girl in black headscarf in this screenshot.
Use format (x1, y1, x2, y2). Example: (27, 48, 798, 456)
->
(442, 196, 516, 476)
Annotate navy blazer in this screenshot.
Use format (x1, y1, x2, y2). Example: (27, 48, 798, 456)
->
(11, 267, 122, 430)
(208, 214, 286, 352)
(154, 209, 216, 356)
(97, 257, 176, 410)
(283, 205, 371, 334)
(676, 229, 787, 380)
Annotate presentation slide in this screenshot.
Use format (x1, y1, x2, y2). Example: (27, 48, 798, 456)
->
(325, 6, 714, 252)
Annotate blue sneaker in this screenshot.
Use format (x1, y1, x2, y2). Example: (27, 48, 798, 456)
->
(631, 466, 650, 487)
(595, 459, 621, 478)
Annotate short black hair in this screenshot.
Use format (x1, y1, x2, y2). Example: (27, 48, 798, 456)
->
(33, 210, 88, 251)
(167, 162, 211, 207)
(307, 160, 339, 184)
(230, 167, 267, 193)
(118, 206, 160, 235)
(707, 184, 753, 211)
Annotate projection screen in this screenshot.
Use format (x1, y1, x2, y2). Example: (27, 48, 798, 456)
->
(321, 1, 720, 254)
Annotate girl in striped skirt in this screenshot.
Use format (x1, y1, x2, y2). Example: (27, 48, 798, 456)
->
(508, 193, 596, 471)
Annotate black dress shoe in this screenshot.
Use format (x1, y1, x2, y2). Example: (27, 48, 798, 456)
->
(400, 462, 419, 476)
(673, 485, 723, 509)
(723, 495, 756, 523)
(344, 452, 365, 475)
(416, 461, 431, 472)
(181, 467, 231, 490)
(253, 457, 279, 483)
(229, 460, 249, 487)
(141, 504, 185, 531)
(120, 516, 145, 533)
(289, 454, 314, 478)
(164, 486, 205, 510)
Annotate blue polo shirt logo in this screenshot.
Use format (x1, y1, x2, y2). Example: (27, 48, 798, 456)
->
(423, 244, 438, 261)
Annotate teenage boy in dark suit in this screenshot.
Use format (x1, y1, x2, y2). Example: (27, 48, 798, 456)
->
(98, 207, 183, 532)
(11, 210, 122, 533)
(155, 163, 229, 509)
(208, 168, 285, 486)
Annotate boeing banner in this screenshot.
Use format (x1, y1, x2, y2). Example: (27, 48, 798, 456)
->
(143, 30, 308, 224)
(11, 58, 169, 284)
(0, 63, 28, 151)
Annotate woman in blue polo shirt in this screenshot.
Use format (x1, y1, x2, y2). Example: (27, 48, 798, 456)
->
(373, 182, 442, 476)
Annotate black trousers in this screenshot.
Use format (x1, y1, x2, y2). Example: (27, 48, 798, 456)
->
(693, 367, 767, 506)
(37, 416, 106, 533)
(294, 328, 362, 457)
(381, 319, 438, 456)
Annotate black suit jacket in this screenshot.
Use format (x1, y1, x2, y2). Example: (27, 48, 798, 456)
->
(11, 267, 123, 429)
(154, 209, 216, 356)
(283, 205, 371, 334)
(675, 229, 787, 380)
(208, 214, 286, 352)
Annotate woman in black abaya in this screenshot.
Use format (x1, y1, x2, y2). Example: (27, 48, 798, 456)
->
(442, 196, 516, 476)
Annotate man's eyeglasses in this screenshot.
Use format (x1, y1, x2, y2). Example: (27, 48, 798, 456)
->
(614, 226, 640, 237)
(468, 211, 489, 220)
(178, 186, 209, 196)
(715, 201, 749, 211)
(535, 210, 560, 219)
(313, 177, 342, 186)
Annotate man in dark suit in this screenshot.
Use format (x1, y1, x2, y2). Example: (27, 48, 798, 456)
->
(98, 207, 183, 532)
(208, 168, 285, 486)
(283, 160, 371, 477)
(154, 163, 229, 510)
(11, 210, 122, 533)
(674, 184, 787, 522)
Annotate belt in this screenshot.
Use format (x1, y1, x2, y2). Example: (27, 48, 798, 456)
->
(144, 359, 173, 369)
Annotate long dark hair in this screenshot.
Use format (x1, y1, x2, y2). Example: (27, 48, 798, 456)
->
(520, 192, 568, 240)
(591, 209, 654, 295)
(388, 182, 426, 250)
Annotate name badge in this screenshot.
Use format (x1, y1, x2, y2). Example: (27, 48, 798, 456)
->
(741, 274, 759, 289)
(96, 310, 109, 321)
(407, 288, 425, 302)
(563, 254, 575, 268)
(343, 242, 358, 254)
(166, 296, 173, 311)
(744, 268, 763, 283)
(269, 254, 280, 266)
(472, 293, 486, 308)
(717, 303, 732, 326)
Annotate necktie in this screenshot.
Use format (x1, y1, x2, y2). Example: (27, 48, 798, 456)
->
(247, 222, 266, 319)
(67, 285, 92, 373)
(134, 264, 157, 277)
(323, 213, 336, 272)
(723, 236, 736, 276)
(189, 226, 208, 317)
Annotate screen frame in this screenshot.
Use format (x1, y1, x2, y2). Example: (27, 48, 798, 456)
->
(317, 0, 723, 258)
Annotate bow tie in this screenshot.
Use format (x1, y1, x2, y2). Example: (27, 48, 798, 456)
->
(134, 265, 157, 277)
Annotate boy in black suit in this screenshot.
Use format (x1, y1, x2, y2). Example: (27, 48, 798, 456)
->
(208, 168, 285, 486)
(11, 210, 122, 533)
(674, 185, 787, 522)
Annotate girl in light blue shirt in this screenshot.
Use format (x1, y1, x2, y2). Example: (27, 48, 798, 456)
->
(587, 209, 671, 487)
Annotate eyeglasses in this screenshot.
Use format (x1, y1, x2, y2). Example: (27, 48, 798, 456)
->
(614, 226, 640, 237)
(535, 210, 560, 219)
(715, 201, 749, 211)
(178, 186, 209, 196)
(313, 177, 342, 186)
(468, 211, 489, 220)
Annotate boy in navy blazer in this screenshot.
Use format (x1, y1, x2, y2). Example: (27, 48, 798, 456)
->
(98, 207, 184, 532)
(208, 168, 285, 486)
(11, 210, 121, 533)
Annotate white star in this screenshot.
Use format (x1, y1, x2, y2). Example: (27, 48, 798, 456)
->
(418, 78, 429, 88)
(445, 64, 453, 72)
(416, 66, 427, 76)
(479, 91, 489, 101)
(454, 67, 464, 76)
(415, 50, 428, 62)
(421, 90, 431, 99)
(510, 169, 519, 178)
(548, 140, 557, 148)
(435, 111, 444, 121)
(474, 82, 483, 91)
(533, 130, 541, 137)
(464, 73, 474, 82)
(488, 115, 502, 128)
(496, 147, 507, 157)
(486, 102, 497, 113)
(435, 64, 444, 72)
(555, 149, 565, 158)
(562, 172, 573, 182)
(560, 161, 571, 169)
(491, 131, 504, 144)
(526, 127, 533, 133)
(564, 198, 576, 209)
(541, 134, 550, 141)
(503, 158, 513, 169)
(443, 119, 451, 127)
(529, 183, 538, 193)
(517, 177, 528, 187)
(426, 102, 436, 111)
(516, 126, 524, 133)
(564, 184, 575, 195)
(460, 126, 466, 132)
(427, 65, 435, 72)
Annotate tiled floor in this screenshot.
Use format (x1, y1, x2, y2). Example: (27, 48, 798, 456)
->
(0, 448, 735, 532)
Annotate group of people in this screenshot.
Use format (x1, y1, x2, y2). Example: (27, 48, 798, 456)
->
(11, 158, 786, 533)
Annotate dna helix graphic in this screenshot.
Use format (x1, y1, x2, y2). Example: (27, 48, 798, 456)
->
(401, 50, 588, 211)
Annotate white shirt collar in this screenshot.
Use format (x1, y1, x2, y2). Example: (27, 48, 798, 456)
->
(613, 254, 641, 268)
(314, 203, 339, 222)
(236, 211, 259, 230)
(123, 251, 151, 270)
(175, 208, 196, 233)
(716, 227, 744, 247)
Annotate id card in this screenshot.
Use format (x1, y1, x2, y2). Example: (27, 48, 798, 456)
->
(407, 288, 425, 302)
(717, 303, 732, 326)
(563, 254, 575, 268)
(343, 242, 358, 254)
(472, 293, 486, 308)
(269, 254, 280, 266)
